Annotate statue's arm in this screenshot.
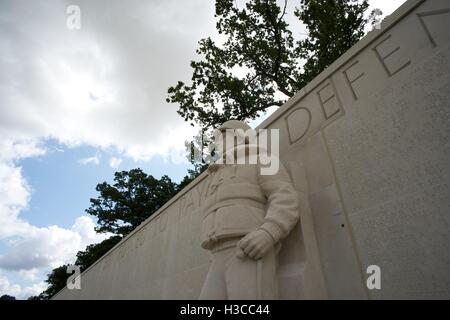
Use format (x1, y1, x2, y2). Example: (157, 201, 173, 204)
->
(257, 161, 301, 244)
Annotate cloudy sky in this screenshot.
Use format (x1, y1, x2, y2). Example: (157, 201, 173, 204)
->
(0, 0, 406, 298)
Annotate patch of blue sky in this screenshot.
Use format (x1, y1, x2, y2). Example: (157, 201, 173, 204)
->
(18, 139, 193, 230)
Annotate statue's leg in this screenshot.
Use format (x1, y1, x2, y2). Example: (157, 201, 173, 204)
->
(199, 251, 227, 300)
(224, 246, 278, 300)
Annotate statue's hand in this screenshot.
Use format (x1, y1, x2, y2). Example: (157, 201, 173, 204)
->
(237, 229, 274, 260)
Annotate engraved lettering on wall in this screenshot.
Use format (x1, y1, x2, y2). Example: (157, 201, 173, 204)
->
(179, 184, 206, 219)
(135, 228, 147, 249)
(118, 245, 126, 259)
(159, 211, 168, 232)
(285, 107, 312, 144)
(102, 255, 111, 271)
(343, 60, 365, 100)
(317, 79, 342, 120)
(372, 34, 411, 77)
(179, 194, 195, 220)
(417, 8, 450, 48)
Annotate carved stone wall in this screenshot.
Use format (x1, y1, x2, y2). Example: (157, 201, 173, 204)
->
(54, 0, 450, 299)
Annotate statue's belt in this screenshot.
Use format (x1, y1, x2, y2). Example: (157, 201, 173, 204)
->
(210, 237, 241, 253)
(203, 199, 266, 219)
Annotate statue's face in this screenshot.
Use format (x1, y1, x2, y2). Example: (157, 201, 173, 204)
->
(211, 127, 258, 164)
(212, 128, 240, 162)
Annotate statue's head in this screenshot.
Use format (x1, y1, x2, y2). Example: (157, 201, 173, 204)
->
(217, 120, 252, 132)
(212, 120, 255, 163)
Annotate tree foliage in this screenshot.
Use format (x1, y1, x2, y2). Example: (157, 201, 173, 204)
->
(177, 166, 208, 191)
(294, 0, 375, 85)
(167, 0, 380, 128)
(86, 169, 178, 237)
(40, 265, 71, 299)
(75, 236, 122, 272)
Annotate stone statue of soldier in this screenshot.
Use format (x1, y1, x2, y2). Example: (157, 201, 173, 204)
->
(199, 120, 300, 300)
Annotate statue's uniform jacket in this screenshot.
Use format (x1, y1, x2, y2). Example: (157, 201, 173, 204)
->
(200, 144, 300, 250)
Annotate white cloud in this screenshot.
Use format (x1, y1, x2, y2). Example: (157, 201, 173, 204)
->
(369, 0, 407, 16)
(0, 139, 46, 163)
(78, 155, 100, 165)
(108, 157, 122, 169)
(18, 269, 40, 282)
(0, 162, 34, 240)
(0, 0, 204, 163)
(0, 216, 108, 271)
(0, 274, 22, 298)
(20, 281, 48, 298)
(0, 142, 109, 298)
(0, 273, 47, 299)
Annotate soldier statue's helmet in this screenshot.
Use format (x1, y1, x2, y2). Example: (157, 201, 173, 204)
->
(215, 120, 254, 147)
(217, 120, 252, 132)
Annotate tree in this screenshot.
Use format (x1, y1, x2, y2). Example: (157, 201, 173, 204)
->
(295, 0, 377, 85)
(40, 265, 71, 299)
(0, 294, 16, 300)
(86, 169, 178, 237)
(178, 167, 207, 192)
(167, 0, 381, 128)
(75, 236, 122, 272)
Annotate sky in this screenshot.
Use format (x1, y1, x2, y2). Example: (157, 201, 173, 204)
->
(0, 0, 407, 299)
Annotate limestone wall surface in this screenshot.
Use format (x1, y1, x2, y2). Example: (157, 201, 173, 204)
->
(54, 0, 450, 299)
